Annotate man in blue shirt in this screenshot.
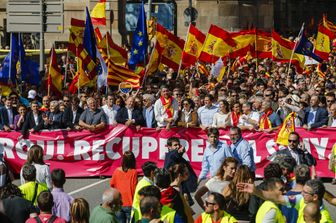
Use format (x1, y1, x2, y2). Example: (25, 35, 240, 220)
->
(197, 94, 218, 131)
(229, 126, 256, 172)
(198, 128, 230, 183)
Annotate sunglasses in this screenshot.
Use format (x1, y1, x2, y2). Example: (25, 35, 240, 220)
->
(205, 201, 216, 206)
(183, 103, 189, 105)
(288, 139, 298, 143)
(265, 94, 272, 97)
(327, 100, 335, 103)
(64, 100, 70, 102)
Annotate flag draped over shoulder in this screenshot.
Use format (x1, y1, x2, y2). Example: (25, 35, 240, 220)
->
(47, 46, 63, 96)
(156, 24, 184, 71)
(275, 112, 296, 146)
(128, 2, 148, 70)
(271, 31, 305, 73)
(107, 59, 140, 88)
(90, 0, 106, 26)
(97, 32, 128, 65)
(199, 25, 236, 63)
(182, 24, 206, 67)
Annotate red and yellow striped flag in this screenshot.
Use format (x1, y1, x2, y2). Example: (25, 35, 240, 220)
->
(90, 0, 106, 26)
(275, 112, 296, 146)
(48, 46, 63, 96)
(97, 32, 128, 65)
(199, 25, 236, 63)
(156, 24, 185, 71)
(182, 24, 206, 67)
(107, 59, 140, 88)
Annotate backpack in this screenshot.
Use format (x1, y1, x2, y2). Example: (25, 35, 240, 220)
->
(34, 215, 57, 223)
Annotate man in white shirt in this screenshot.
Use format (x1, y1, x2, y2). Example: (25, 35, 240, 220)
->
(101, 94, 118, 126)
(238, 102, 260, 130)
(154, 86, 179, 130)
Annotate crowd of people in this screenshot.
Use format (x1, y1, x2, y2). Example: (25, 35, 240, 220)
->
(0, 29, 335, 222)
(0, 130, 335, 223)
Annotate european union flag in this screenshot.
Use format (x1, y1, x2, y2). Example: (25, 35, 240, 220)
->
(84, 7, 97, 62)
(295, 32, 323, 63)
(0, 33, 19, 85)
(18, 34, 40, 85)
(128, 1, 148, 70)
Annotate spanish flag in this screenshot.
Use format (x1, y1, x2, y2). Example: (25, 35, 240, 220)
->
(146, 41, 164, 75)
(254, 30, 272, 59)
(228, 30, 255, 59)
(47, 46, 63, 97)
(107, 59, 140, 88)
(68, 57, 91, 94)
(272, 31, 305, 73)
(156, 24, 184, 71)
(182, 24, 206, 67)
(275, 112, 296, 146)
(97, 32, 128, 65)
(323, 15, 336, 33)
(68, 18, 85, 53)
(199, 25, 236, 63)
(90, 0, 106, 26)
(314, 24, 335, 61)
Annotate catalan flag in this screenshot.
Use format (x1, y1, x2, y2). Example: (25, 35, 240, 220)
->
(107, 59, 140, 88)
(314, 24, 335, 61)
(156, 24, 184, 71)
(199, 25, 236, 63)
(47, 46, 63, 97)
(323, 15, 336, 33)
(271, 31, 305, 73)
(182, 24, 206, 67)
(316, 63, 327, 79)
(97, 32, 128, 65)
(90, 0, 106, 26)
(275, 112, 296, 146)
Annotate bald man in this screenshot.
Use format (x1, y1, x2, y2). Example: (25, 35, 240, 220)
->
(89, 188, 122, 223)
(303, 202, 321, 223)
(116, 96, 144, 127)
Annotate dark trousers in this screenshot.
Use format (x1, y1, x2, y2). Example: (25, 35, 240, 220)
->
(115, 206, 132, 223)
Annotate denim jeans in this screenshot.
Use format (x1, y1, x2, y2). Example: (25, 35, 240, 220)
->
(115, 206, 132, 223)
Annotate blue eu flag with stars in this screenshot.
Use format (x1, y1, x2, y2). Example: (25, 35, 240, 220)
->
(128, 1, 148, 70)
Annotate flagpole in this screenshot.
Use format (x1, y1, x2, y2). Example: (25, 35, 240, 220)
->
(287, 22, 304, 75)
(64, 50, 69, 88)
(48, 45, 53, 97)
(76, 48, 80, 95)
(106, 33, 110, 95)
(255, 29, 258, 73)
(144, 40, 157, 76)
(9, 33, 13, 86)
(18, 33, 23, 94)
(176, 23, 191, 79)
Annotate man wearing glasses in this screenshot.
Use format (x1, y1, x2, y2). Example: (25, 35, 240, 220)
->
(274, 132, 316, 167)
(194, 192, 237, 223)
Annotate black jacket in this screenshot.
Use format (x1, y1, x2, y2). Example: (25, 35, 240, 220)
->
(63, 106, 84, 129)
(116, 107, 144, 126)
(276, 147, 316, 166)
(21, 111, 44, 136)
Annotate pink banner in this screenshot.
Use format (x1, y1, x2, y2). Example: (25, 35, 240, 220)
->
(2, 126, 336, 178)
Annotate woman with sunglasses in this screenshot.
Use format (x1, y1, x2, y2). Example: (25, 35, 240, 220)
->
(177, 98, 198, 128)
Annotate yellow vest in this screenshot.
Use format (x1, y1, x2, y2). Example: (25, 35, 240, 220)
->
(297, 199, 333, 223)
(256, 201, 285, 223)
(160, 205, 176, 223)
(130, 178, 153, 222)
(19, 181, 48, 205)
(201, 210, 237, 223)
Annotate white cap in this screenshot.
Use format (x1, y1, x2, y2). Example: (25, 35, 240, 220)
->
(28, 90, 37, 99)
